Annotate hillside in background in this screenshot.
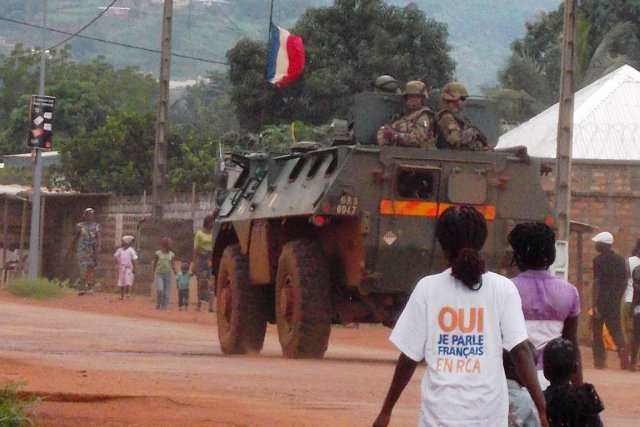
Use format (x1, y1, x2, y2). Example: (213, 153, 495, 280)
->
(0, 0, 561, 91)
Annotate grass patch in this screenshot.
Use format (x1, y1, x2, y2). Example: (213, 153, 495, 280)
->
(6, 278, 66, 300)
(0, 381, 34, 427)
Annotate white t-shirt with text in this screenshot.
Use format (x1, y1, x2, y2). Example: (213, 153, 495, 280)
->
(390, 269, 528, 427)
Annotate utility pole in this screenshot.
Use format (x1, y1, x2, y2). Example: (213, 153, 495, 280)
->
(152, 0, 173, 219)
(554, 0, 576, 279)
(27, 0, 47, 278)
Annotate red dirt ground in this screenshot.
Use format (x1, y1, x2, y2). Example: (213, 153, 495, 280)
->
(0, 289, 638, 426)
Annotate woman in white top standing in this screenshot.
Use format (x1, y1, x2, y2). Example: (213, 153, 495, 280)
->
(625, 240, 640, 310)
(374, 206, 547, 427)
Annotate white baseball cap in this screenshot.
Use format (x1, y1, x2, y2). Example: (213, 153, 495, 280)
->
(592, 231, 613, 244)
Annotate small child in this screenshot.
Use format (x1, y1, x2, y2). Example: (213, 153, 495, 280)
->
(176, 262, 192, 311)
(114, 235, 138, 299)
(503, 348, 541, 427)
(543, 338, 604, 427)
(151, 237, 176, 310)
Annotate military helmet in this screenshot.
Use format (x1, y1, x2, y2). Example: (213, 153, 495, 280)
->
(442, 82, 469, 101)
(373, 75, 400, 93)
(403, 80, 428, 98)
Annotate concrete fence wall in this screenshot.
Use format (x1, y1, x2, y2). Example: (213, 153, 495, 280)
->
(92, 192, 218, 294)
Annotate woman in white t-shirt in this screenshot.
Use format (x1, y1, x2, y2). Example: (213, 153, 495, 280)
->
(374, 206, 547, 427)
(625, 240, 640, 305)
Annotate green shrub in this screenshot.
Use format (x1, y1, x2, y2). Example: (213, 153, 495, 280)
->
(6, 278, 65, 300)
(0, 381, 34, 427)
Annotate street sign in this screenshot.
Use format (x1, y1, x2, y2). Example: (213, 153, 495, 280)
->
(27, 95, 55, 149)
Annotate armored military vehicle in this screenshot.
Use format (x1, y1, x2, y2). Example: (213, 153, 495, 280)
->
(211, 90, 554, 359)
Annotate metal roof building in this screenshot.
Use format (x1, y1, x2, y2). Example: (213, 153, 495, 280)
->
(496, 65, 640, 160)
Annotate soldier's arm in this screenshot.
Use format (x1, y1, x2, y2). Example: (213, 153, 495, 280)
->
(397, 113, 431, 148)
(437, 114, 464, 148)
(376, 126, 390, 146)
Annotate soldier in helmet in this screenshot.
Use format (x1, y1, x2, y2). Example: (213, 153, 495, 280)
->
(436, 82, 492, 151)
(376, 80, 436, 149)
(373, 75, 400, 94)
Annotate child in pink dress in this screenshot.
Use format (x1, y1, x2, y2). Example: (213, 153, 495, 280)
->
(114, 235, 138, 299)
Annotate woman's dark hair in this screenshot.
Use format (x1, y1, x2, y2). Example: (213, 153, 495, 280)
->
(543, 337, 577, 384)
(435, 205, 487, 290)
(546, 383, 604, 427)
(203, 214, 214, 228)
(508, 222, 556, 271)
(632, 238, 640, 257)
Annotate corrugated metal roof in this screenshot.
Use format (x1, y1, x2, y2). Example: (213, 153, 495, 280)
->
(2, 151, 60, 168)
(496, 65, 640, 160)
(0, 184, 109, 201)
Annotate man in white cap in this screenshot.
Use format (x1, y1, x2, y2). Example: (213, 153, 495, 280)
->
(591, 231, 629, 369)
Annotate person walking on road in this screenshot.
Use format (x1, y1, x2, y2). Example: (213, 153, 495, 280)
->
(152, 237, 176, 310)
(114, 235, 137, 300)
(508, 222, 582, 388)
(72, 207, 100, 293)
(192, 214, 215, 312)
(176, 261, 192, 311)
(374, 206, 547, 427)
(591, 231, 629, 369)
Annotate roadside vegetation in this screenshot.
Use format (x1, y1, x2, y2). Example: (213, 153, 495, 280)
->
(0, 381, 34, 427)
(5, 278, 66, 300)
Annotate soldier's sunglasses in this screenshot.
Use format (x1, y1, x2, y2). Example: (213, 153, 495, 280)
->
(460, 96, 467, 101)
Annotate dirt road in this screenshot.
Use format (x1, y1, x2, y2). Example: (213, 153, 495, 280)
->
(0, 291, 638, 426)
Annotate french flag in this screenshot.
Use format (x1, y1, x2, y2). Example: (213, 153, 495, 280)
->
(267, 24, 305, 87)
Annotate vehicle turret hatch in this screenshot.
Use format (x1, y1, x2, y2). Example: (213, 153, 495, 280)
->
(447, 170, 487, 204)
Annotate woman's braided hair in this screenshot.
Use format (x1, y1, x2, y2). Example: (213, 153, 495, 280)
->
(435, 205, 487, 290)
(543, 337, 577, 384)
(508, 222, 556, 271)
(546, 383, 604, 427)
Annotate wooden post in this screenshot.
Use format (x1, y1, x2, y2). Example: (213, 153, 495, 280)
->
(191, 182, 196, 226)
(38, 196, 46, 276)
(152, 0, 173, 219)
(19, 200, 27, 269)
(555, 0, 576, 242)
(2, 198, 8, 269)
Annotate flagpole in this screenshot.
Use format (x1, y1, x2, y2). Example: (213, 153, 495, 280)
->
(261, 0, 276, 130)
(268, 0, 275, 37)
(266, 0, 275, 79)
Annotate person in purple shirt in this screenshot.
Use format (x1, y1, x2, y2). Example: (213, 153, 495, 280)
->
(508, 223, 582, 387)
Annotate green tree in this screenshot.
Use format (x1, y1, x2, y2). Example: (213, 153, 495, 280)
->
(0, 49, 157, 156)
(498, 0, 640, 115)
(56, 111, 155, 195)
(166, 133, 219, 193)
(227, 0, 455, 130)
(171, 71, 238, 138)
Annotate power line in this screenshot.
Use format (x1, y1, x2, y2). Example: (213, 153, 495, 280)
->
(47, 0, 118, 51)
(213, 4, 249, 38)
(0, 15, 229, 66)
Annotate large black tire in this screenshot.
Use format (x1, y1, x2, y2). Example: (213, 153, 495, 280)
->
(216, 244, 268, 354)
(275, 239, 332, 358)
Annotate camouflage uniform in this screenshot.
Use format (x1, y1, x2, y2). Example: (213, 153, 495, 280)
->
(376, 80, 436, 148)
(436, 109, 488, 151)
(376, 107, 437, 148)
